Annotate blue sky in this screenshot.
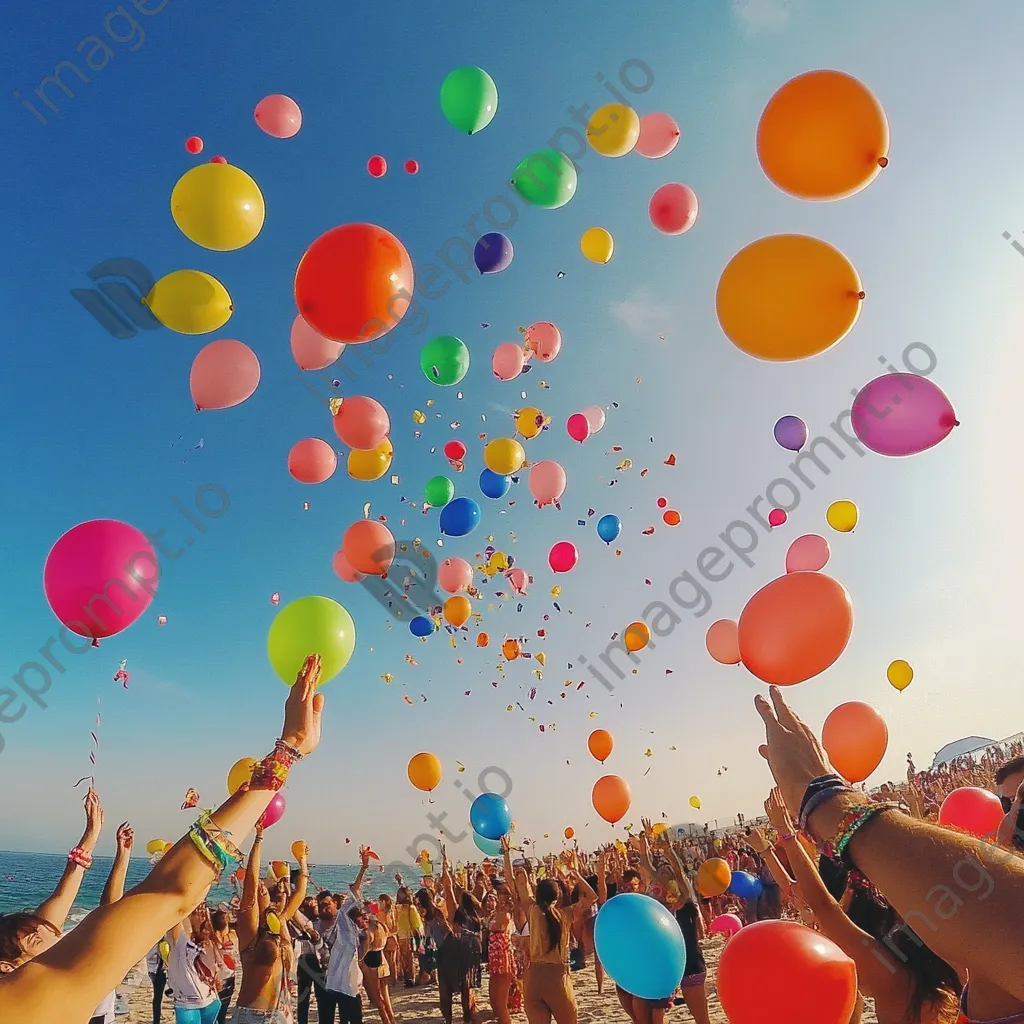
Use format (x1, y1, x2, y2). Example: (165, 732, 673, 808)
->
(2, 0, 1024, 863)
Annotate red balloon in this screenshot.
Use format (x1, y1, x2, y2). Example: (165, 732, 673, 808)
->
(332, 395, 390, 450)
(649, 183, 699, 235)
(210, 155, 227, 164)
(367, 155, 387, 177)
(768, 508, 787, 527)
(718, 921, 857, 1024)
(566, 413, 590, 443)
(548, 541, 578, 573)
(288, 438, 337, 484)
(294, 223, 414, 345)
(444, 440, 467, 460)
(185, 136, 203, 154)
(938, 787, 1005, 838)
(404, 160, 420, 174)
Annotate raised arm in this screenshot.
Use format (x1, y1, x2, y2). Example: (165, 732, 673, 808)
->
(566, 855, 597, 914)
(748, 827, 794, 895)
(236, 828, 264, 950)
(441, 846, 458, 921)
(282, 844, 310, 922)
(595, 850, 610, 905)
(350, 846, 371, 899)
(100, 823, 134, 907)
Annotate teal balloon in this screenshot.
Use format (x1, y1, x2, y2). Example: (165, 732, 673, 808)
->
(267, 596, 356, 685)
(440, 66, 498, 135)
(510, 149, 578, 209)
(594, 894, 686, 999)
(473, 832, 502, 856)
(425, 475, 455, 507)
(421, 335, 470, 386)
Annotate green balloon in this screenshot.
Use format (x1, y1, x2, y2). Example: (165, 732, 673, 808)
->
(267, 595, 356, 685)
(421, 335, 470, 386)
(425, 475, 456, 507)
(510, 148, 578, 209)
(440, 66, 498, 135)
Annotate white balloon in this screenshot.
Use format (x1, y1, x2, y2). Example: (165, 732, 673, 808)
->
(582, 405, 606, 433)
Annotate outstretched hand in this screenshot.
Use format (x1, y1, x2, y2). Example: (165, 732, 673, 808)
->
(282, 655, 325, 757)
(116, 822, 134, 854)
(83, 789, 104, 846)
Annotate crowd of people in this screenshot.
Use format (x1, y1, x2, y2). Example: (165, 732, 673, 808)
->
(2, 656, 1024, 1024)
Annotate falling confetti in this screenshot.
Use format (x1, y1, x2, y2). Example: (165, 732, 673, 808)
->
(329, 397, 343, 415)
(156, 615, 167, 626)
(270, 593, 280, 605)
(112, 660, 129, 688)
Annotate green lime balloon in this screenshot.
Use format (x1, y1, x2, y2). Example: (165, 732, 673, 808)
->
(425, 475, 456, 507)
(267, 595, 356, 685)
(440, 66, 498, 135)
(510, 148, 578, 209)
(421, 335, 470, 386)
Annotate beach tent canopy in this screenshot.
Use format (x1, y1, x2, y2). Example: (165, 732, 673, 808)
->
(931, 736, 997, 768)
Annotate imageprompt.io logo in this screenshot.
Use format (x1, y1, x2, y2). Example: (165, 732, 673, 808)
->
(71, 258, 161, 339)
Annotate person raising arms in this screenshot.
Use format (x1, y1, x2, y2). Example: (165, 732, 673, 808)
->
(89, 822, 135, 1024)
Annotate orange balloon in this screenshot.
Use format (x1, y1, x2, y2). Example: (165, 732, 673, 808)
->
(592, 775, 631, 824)
(502, 639, 521, 661)
(408, 751, 443, 792)
(564, 827, 574, 840)
(624, 621, 650, 653)
(476, 632, 490, 647)
(705, 619, 740, 665)
(291, 840, 308, 860)
(737, 573, 853, 685)
(697, 858, 732, 897)
(588, 729, 614, 763)
(234, 867, 246, 882)
(662, 510, 681, 526)
(821, 702, 888, 784)
(444, 596, 471, 628)
(342, 520, 395, 577)
(757, 70, 889, 202)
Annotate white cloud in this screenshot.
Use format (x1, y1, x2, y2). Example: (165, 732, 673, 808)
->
(609, 289, 675, 339)
(730, 0, 794, 34)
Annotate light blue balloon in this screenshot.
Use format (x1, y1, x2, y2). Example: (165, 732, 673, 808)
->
(439, 497, 481, 537)
(597, 514, 621, 544)
(473, 832, 503, 856)
(727, 871, 762, 900)
(479, 468, 511, 499)
(469, 792, 511, 840)
(594, 894, 686, 999)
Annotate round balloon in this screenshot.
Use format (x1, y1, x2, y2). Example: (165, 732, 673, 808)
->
(332, 396, 390, 451)
(768, 509, 787, 527)
(586, 104, 641, 157)
(291, 314, 344, 371)
(624, 621, 651, 653)
(171, 163, 265, 251)
(288, 438, 337, 484)
(474, 232, 513, 275)
(635, 113, 680, 159)
(581, 227, 614, 264)
(597, 514, 621, 544)
(826, 500, 859, 533)
(259, 793, 286, 830)
(408, 752, 442, 792)
(437, 557, 474, 593)
(444, 595, 471, 627)
(566, 413, 590, 443)
(367, 155, 387, 178)
(190, 339, 260, 411)
(773, 415, 808, 451)
(185, 136, 203, 154)
(710, 913, 742, 938)
(254, 94, 302, 138)
(492, 342, 525, 381)
(728, 871, 762, 900)
(470, 793, 511, 839)
(524, 322, 562, 362)
(887, 659, 913, 692)
(473, 832, 503, 856)
(705, 619, 740, 665)
(716, 235, 862, 361)
(529, 461, 566, 507)
(851, 374, 957, 456)
(144, 270, 232, 335)
(594, 894, 686, 999)
(822, 702, 888, 784)
(410, 615, 434, 638)
(484, 438, 525, 475)
(347, 438, 393, 482)
(440, 66, 498, 134)
(786, 535, 830, 574)
(332, 549, 365, 583)
(548, 541, 578, 573)
(697, 859, 731, 897)
(583, 405, 606, 433)
(938, 787, 1005, 838)
(479, 469, 511, 499)
(516, 407, 545, 439)
(649, 183, 698, 235)
(425, 476, 456, 507)
(588, 729, 614, 763)
(267, 596, 356, 684)
(439, 497, 481, 537)
(511, 149, 577, 209)
(421, 335, 470, 386)
(592, 776, 631, 823)
(342, 520, 395, 576)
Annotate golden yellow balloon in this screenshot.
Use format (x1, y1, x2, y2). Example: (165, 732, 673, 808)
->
(652, 823, 668, 836)
(516, 408, 543, 440)
(689, 796, 701, 810)
(444, 595, 471, 628)
(826, 499, 859, 533)
(226, 756, 257, 795)
(145, 839, 166, 855)
(716, 235, 863, 361)
(484, 437, 525, 475)
(171, 163, 266, 251)
(586, 103, 640, 157)
(624, 621, 651, 653)
(348, 437, 393, 481)
(581, 227, 614, 264)
(887, 659, 914, 692)
(144, 270, 233, 335)
(265, 912, 282, 935)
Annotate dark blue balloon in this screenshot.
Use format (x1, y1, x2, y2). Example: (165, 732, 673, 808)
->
(439, 496, 481, 537)
(470, 792, 512, 840)
(597, 513, 621, 544)
(474, 232, 514, 275)
(479, 468, 511, 499)
(410, 615, 434, 637)
(727, 871, 762, 900)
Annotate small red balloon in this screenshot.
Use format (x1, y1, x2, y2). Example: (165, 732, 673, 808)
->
(368, 155, 387, 177)
(444, 440, 467, 460)
(768, 508, 787, 527)
(549, 541, 579, 573)
(404, 160, 420, 174)
(185, 136, 204, 154)
(210, 155, 227, 164)
(657, 497, 667, 508)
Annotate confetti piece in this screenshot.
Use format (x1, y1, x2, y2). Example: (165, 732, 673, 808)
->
(644, 749, 653, 757)
(302, 502, 311, 511)
(329, 397, 343, 415)
(550, 586, 561, 597)
(403, 695, 414, 704)
(156, 614, 167, 626)
(362, 502, 371, 519)
(536, 653, 546, 667)
(456, 762, 465, 772)
(664, 453, 676, 466)
(381, 673, 393, 684)
(669, 745, 677, 751)
(270, 593, 280, 605)
(506, 705, 514, 712)
(426, 399, 435, 406)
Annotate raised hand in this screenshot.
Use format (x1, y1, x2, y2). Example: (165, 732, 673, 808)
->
(764, 787, 795, 835)
(282, 654, 325, 757)
(115, 822, 134, 854)
(83, 789, 104, 848)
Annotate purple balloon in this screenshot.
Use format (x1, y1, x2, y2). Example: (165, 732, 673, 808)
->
(851, 374, 958, 456)
(773, 415, 807, 451)
(474, 232, 514, 275)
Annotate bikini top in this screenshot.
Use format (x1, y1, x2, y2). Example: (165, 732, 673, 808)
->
(957, 987, 1024, 1024)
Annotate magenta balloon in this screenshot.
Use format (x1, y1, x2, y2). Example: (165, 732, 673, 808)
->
(566, 413, 590, 443)
(259, 793, 286, 829)
(635, 113, 681, 159)
(582, 405, 606, 433)
(190, 339, 261, 411)
(649, 183, 698, 235)
(525, 322, 561, 362)
(254, 95, 302, 138)
(710, 913, 743, 937)
(548, 541, 579, 573)
(44, 520, 158, 640)
(291, 314, 344, 371)
(851, 374, 958, 456)
(768, 508, 787, 527)
(438, 557, 474, 593)
(492, 342, 525, 381)
(785, 535, 830, 573)
(332, 549, 366, 583)
(529, 461, 567, 507)
(333, 396, 390, 450)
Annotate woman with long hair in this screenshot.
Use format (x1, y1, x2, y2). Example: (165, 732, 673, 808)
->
(166, 904, 223, 1024)
(393, 883, 423, 986)
(484, 875, 517, 1024)
(360, 905, 395, 1024)
(209, 909, 239, 1024)
(377, 893, 400, 984)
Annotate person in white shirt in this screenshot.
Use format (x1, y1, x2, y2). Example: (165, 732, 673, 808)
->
(166, 904, 222, 1024)
(88, 822, 134, 1024)
(324, 848, 373, 1024)
(291, 896, 322, 1024)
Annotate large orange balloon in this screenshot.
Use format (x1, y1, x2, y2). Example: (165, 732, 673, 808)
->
(696, 858, 731, 897)
(408, 752, 442, 792)
(342, 520, 395, 577)
(444, 595, 471, 628)
(592, 775, 631, 824)
(738, 573, 853, 685)
(588, 729, 614, 763)
(757, 70, 889, 202)
(294, 223, 414, 344)
(716, 235, 862, 361)
(705, 619, 740, 665)
(821, 702, 888, 784)
(718, 921, 857, 1024)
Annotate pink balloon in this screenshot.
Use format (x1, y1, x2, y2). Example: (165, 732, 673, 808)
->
(768, 509, 787, 527)
(705, 619, 740, 665)
(938, 787, 1004, 839)
(288, 438, 337, 484)
(343, 521, 394, 576)
(635, 113, 681, 159)
(254, 95, 302, 138)
(492, 342, 525, 381)
(786, 535, 830, 574)
(290, 315, 344, 371)
(332, 549, 366, 583)
(189, 339, 260, 411)
(529, 461, 567, 507)
(507, 568, 528, 595)
(43, 520, 158, 641)
(566, 413, 590, 443)
(525, 322, 562, 362)
(332, 396, 390, 451)
(851, 374, 958, 457)
(710, 913, 743, 938)
(438, 557, 474, 594)
(548, 541, 578, 573)
(649, 183, 699, 235)
(582, 405, 606, 434)
(259, 793, 286, 829)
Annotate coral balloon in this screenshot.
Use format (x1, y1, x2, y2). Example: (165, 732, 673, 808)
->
(649, 183, 698, 235)
(438, 557, 474, 593)
(737, 573, 854, 685)
(786, 535, 830, 573)
(851, 374, 958, 456)
(581, 227, 614, 264)
(826, 500, 859, 533)
(332, 396, 390, 450)
(757, 70, 888, 201)
(529, 461, 566, 507)
(288, 438, 337, 484)
(887, 659, 913, 692)
(408, 752, 442, 792)
(822, 702, 888, 784)
(592, 775, 631, 824)
(564, 827, 574, 840)
(444, 596, 471, 628)
(773, 415, 808, 451)
(367, 155, 387, 177)
(492, 342, 525, 381)
(227, 758, 256, 795)
(588, 729, 614, 763)
(582, 405, 606, 433)
(510, 149, 577, 208)
(524, 322, 561, 362)
(347, 438, 393, 481)
(938, 787, 1005, 839)
(586, 104, 640, 157)
(44, 520, 158, 640)
(624, 621, 650, 653)
(768, 509, 787, 527)
(259, 793, 286, 830)
(440, 66, 498, 134)
(566, 413, 590, 443)
(635, 113, 680, 158)
(506, 568, 528, 595)
(332, 549, 365, 583)
(717, 235, 862, 361)
(267, 595, 356, 684)
(170, 163, 265, 251)
(254, 94, 302, 138)
(294, 223, 413, 344)
(485, 438, 525, 475)
(663, 510, 681, 526)
(516, 408, 544, 440)
(705, 619, 740, 665)
(548, 541, 578, 573)
(718, 921, 857, 1024)
(291, 314, 344, 370)
(697, 859, 732, 897)
(144, 270, 232, 335)
(502, 639, 521, 661)
(474, 232, 514, 275)
(342, 520, 395, 576)
(190, 339, 260, 411)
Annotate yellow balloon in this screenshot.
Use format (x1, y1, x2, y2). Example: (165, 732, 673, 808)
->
(444, 595, 471, 628)
(586, 103, 641, 157)
(227, 756, 257, 795)
(144, 270, 233, 335)
(689, 796, 701, 810)
(145, 839, 166, 855)
(266, 912, 282, 935)
(581, 227, 614, 264)
(160, 841, 174, 854)
(716, 235, 863, 361)
(516, 408, 543, 440)
(484, 437, 525, 475)
(348, 437, 393, 481)
(170, 163, 266, 251)
(652, 822, 668, 836)
(826, 499, 859, 533)
(158, 940, 170, 965)
(887, 659, 914, 692)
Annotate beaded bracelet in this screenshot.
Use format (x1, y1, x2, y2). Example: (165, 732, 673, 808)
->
(248, 741, 299, 792)
(68, 846, 92, 869)
(188, 811, 245, 874)
(830, 802, 901, 868)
